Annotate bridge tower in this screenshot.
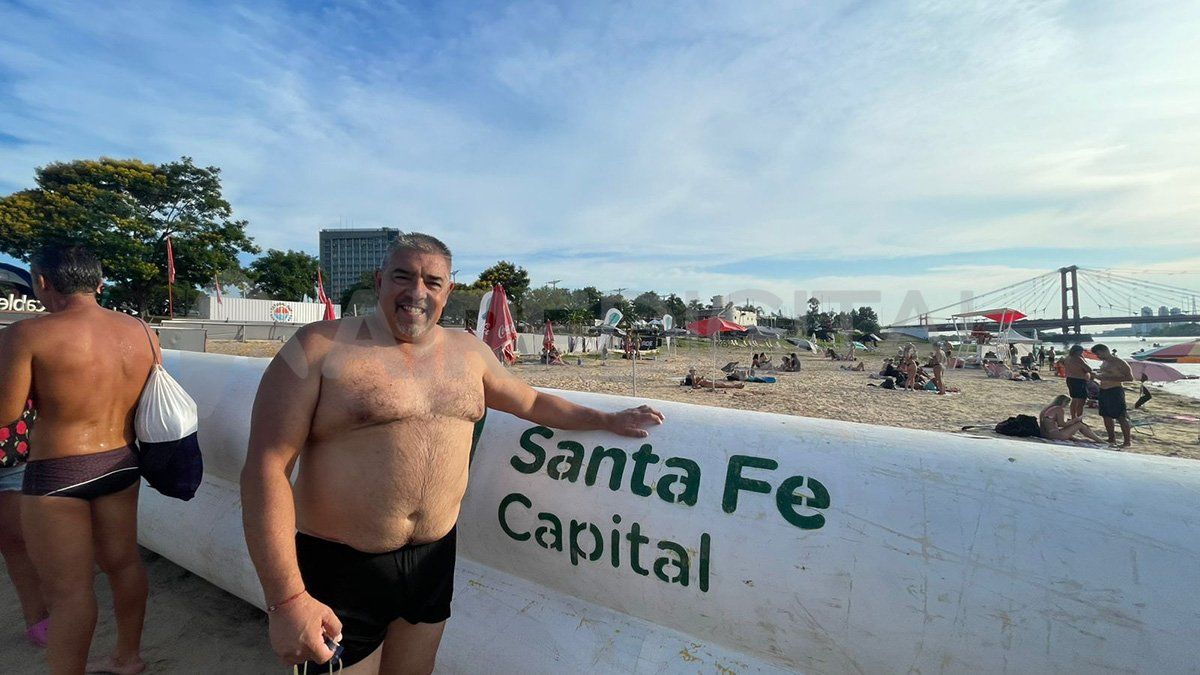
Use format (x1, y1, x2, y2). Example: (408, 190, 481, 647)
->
(1059, 265, 1082, 338)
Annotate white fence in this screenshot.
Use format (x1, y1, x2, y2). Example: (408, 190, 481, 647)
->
(140, 351, 1200, 673)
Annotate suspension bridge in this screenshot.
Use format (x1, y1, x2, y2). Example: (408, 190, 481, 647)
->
(886, 265, 1200, 342)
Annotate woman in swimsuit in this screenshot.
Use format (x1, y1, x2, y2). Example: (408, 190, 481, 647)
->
(1039, 395, 1104, 443)
(0, 399, 49, 647)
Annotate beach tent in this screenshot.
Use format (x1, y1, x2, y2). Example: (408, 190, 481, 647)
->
(787, 337, 818, 352)
(686, 317, 746, 337)
(998, 328, 1039, 344)
(950, 307, 1028, 365)
(1132, 340, 1200, 364)
(685, 317, 746, 390)
(885, 326, 930, 341)
(744, 325, 785, 339)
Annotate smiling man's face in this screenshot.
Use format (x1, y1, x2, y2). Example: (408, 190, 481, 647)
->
(375, 249, 453, 341)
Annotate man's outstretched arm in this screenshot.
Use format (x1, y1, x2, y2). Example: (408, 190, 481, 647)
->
(477, 340, 664, 438)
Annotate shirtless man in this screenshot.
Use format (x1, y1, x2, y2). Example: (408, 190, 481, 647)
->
(1063, 345, 1094, 419)
(241, 234, 664, 673)
(1092, 344, 1134, 448)
(0, 246, 153, 675)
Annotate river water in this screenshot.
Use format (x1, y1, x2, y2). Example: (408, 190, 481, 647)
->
(1080, 336, 1200, 401)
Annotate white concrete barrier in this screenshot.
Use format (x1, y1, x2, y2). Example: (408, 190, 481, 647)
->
(141, 350, 1200, 674)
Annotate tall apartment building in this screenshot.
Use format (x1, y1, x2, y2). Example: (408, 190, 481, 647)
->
(1138, 306, 1153, 336)
(319, 228, 400, 299)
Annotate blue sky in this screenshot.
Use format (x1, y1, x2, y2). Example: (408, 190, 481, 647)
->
(1, 0, 1198, 323)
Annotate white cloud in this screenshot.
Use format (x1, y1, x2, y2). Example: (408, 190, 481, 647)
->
(1, 0, 1198, 321)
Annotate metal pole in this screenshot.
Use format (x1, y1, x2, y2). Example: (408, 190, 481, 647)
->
(631, 338, 637, 396)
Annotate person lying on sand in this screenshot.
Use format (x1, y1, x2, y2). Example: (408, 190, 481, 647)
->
(1039, 395, 1104, 444)
(681, 368, 744, 389)
(840, 361, 865, 371)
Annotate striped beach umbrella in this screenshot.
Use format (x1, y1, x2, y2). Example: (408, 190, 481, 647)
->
(1133, 340, 1200, 364)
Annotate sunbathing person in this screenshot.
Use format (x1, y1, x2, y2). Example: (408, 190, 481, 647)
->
(546, 347, 566, 366)
(1039, 395, 1104, 443)
(840, 361, 865, 371)
(780, 353, 801, 372)
(681, 368, 744, 389)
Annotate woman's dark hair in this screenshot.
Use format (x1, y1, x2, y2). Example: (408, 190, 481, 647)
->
(30, 245, 103, 294)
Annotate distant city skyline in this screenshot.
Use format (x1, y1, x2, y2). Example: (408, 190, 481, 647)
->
(2, 1, 1199, 322)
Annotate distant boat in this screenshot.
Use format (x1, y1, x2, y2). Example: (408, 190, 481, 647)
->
(1132, 339, 1200, 364)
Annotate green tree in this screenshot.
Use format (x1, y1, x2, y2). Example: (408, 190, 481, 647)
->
(571, 286, 604, 319)
(247, 249, 320, 301)
(522, 285, 574, 323)
(442, 287, 487, 327)
(665, 293, 687, 322)
(340, 271, 377, 316)
(602, 294, 634, 321)
(851, 306, 881, 337)
(472, 261, 530, 314)
(0, 156, 258, 316)
(632, 291, 665, 321)
(204, 265, 253, 299)
(686, 298, 706, 318)
(804, 297, 821, 335)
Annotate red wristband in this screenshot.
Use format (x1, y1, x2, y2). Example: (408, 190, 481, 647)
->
(267, 589, 306, 613)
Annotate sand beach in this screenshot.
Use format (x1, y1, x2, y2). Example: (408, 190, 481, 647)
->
(3, 336, 1197, 671)
(209, 337, 1200, 460)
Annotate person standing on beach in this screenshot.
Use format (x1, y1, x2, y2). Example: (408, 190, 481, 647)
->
(0, 397, 49, 647)
(0, 246, 152, 675)
(241, 233, 664, 673)
(927, 346, 947, 395)
(1092, 344, 1134, 448)
(1064, 345, 1093, 420)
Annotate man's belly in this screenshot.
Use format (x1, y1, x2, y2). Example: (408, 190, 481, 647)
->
(294, 419, 473, 552)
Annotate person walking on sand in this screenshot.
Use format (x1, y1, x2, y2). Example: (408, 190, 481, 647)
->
(1063, 345, 1093, 420)
(1092, 344, 1134, 448)
(0, 246, 152, 675)
(241, 234, 664, 673)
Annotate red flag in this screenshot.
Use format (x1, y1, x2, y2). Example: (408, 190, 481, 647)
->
(483, 284, 517, 364)
(213, 275, 223, 305)
(316, 269, 336, 321)
(166, 237, 176, 284)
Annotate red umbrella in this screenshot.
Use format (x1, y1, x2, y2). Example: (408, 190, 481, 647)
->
(543, 320, 555, 353)
(483, 284, 517, 364)
(686, 317, 746, 337)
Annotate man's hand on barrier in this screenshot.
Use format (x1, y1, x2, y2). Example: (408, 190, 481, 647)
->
(607, 405, 665, 438)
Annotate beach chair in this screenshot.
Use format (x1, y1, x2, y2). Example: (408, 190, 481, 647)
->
(1128, 412, 1156, 438)
(720, 361, 739, 374)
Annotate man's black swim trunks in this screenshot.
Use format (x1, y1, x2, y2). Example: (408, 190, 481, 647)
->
(1097, 387, 1127, 419)
(1066, 377, 1088, 399)
(296, 527, 456, 668)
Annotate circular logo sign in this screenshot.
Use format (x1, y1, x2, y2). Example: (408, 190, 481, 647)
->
(270, 303, 294, 322)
